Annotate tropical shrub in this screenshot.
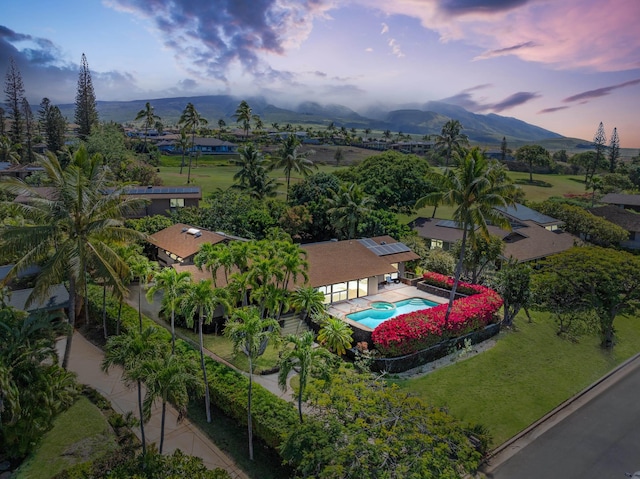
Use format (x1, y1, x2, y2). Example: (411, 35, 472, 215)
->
(371, 272, 502, 357)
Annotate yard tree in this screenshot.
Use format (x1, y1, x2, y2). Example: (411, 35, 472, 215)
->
(515, 144, 551, 183)
(4, 57, 25, 148)
(336, 151, 433, 213)
(317, 316, 353, 356)
(74, 53, 99, 140)
(146, 267, 192, 354)
(281, 365, 485, 477)
(139, 349, 203, 454)
(233, 100, 259, 139)
(326, 182, 375, 240)
(590, 122, 607, 184)
(450, 233, 504, 284)
(224, 306, 280, 460)
(492, 259, 532, 327)
(232, 143, 278, 199)
(179, 280, 231, 423)
(270, 134, 317, 201)
(500, 136, 509, 162)
(416, 148, 518, 325)
(135, 101, 161, 147)
(103, 326, 167, 458)
(278, 331, 334, 423)
(536, 246, 640, 348)
(20, 98, 34, 163)
(0, 147, 146, 370)
(0, 308, 77, 459)
(609, 127, 620, 173)
(434, 119, 469, 167)
(39, 98, 66, 154)
(178, 102, 208, 184)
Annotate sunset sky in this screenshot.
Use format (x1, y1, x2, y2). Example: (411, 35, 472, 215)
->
(2, 0, 639, 146)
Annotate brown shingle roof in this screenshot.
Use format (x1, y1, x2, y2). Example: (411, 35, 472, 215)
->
(148, 223, 228, 260)
(588, 205, 640, 232)
(601, 193, 640, 207)
(302, 239, 408, 287)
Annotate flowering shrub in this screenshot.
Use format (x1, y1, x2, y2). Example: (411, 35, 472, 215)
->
(371, 273, 503, 357)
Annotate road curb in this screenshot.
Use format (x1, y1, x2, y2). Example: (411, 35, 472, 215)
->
(482, 351, 640, 473)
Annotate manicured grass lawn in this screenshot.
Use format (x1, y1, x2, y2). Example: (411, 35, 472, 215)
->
(157, 155, 346, 198)
(393, 312, 640, 447)
(15, 396, 118, 479)
(180, 329, 282, 374)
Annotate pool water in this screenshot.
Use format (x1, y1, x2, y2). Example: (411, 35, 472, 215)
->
(347, 297, 438, 329)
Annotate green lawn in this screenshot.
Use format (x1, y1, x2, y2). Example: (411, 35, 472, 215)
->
(15, 396, 118, 479)
(180, 329, 282, 374)
(394, 312, 640, 446)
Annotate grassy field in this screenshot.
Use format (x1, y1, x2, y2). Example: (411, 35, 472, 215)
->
(15, 396, 118, 479)
(393, 312, 640, 447)
(180, 328, 281, 374)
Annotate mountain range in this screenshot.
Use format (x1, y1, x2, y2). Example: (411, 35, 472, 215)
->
(58, 95, 564, 144)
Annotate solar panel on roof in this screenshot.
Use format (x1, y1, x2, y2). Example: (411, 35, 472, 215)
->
(436, 220, 463, 229)
(358, 238, 378, 247)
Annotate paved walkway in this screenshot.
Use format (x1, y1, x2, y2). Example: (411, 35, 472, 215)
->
(57, 333, 249, 479)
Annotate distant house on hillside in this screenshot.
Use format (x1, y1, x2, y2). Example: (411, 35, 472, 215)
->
(157, 137, 238, 155)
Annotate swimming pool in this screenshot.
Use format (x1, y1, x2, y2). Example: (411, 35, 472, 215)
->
(346, 297, 438, 329)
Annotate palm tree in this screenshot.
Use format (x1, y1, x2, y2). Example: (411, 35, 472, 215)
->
(134, 102, 160, 147)
(176, 130, 190, 175)
(278, 331, 333, 423)
(146, 267, 192, 354)
(434, 119, 469, 168)
(178, 102, 208, 184)
(416, 148, 518, 324)
(103, 326, 167, 457)
(0, 147, 146, 370)
(129, 255, 156, 332)
(224, 307, 280, 460)
(233, 100, 259, 139)
(290, 286, 326, 331)
(217, 118, 226, 139)
(139, 350, 203, 454)
(232, 144, 278, 199)
(326, 182, 374, 239)
(0, 136, 20, 164)
(179, 280, 230, 423)
(317, 316, 353, 356)
(270, 134, 317, 201)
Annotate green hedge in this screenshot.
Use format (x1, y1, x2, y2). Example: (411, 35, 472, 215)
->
(87, 285, 298, 451)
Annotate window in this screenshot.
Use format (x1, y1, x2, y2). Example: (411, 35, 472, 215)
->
(430, 239, 443, 249)
(170, 198, 185, 208)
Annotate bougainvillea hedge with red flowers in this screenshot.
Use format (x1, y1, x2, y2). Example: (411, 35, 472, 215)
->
(371, 272, 503, 357)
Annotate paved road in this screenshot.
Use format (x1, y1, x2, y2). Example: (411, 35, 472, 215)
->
(485, 356, 640, 479)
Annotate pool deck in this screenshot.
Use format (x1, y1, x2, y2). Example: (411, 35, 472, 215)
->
(328, 283, 448, 321)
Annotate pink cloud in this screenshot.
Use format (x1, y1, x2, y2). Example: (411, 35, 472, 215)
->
(359, 0, 640, 72)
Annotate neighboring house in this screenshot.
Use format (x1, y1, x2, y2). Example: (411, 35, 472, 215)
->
(157, 137, 238, 155)
(146, 223, 244, 267)
(588, 205, 640, 250)
(600, 193, 640, 213)
(0, 161, 44, 179)
(121, 186, 201, 218)
(13, 186, 201, 218)
(411, 203, 578, 263)
(1, 264, 69, 315)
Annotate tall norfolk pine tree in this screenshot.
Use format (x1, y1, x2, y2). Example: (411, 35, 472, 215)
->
(609, 127, 620, 173)
(4, 57, 25, 148)
(74, 53, 99, 140)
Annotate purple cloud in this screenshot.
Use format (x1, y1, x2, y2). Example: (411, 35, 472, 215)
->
(538, 106, 569, 114)
(490, 91, 540, 112)
(439, 0, 530, 15)
(474, 41, 537, 60)
(563, 78, 640, 103)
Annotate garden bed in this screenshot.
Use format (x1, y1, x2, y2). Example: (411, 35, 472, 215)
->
(347, 323, 501, 373)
